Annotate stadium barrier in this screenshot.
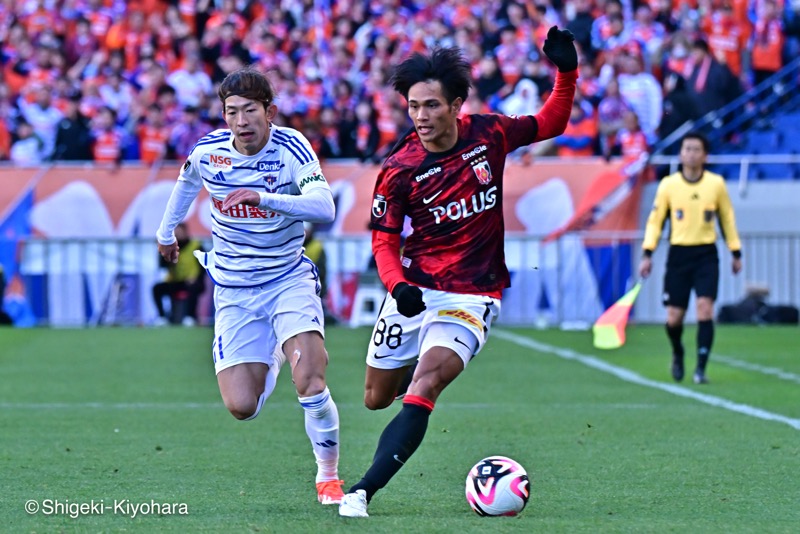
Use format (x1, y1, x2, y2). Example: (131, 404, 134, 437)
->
(9, 232, 799, 328)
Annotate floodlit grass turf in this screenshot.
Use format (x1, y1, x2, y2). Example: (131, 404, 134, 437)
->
(1, 325, 799, 533)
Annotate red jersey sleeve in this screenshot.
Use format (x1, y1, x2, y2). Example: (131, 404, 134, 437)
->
(370, 161, 411, 293)
(494, 114, 539, 153)
(370, 163, 408, 234)
(492, 68, 578, 152)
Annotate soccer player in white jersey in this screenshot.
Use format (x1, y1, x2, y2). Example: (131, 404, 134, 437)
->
(156, 67, 345, 505)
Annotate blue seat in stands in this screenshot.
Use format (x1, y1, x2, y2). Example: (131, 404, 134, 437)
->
(750, 163, 797, 180)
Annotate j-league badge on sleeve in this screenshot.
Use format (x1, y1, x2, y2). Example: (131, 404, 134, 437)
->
(372, 195, 387, 218)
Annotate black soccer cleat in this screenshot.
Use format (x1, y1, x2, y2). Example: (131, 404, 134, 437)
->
(671, 355, 685, 382)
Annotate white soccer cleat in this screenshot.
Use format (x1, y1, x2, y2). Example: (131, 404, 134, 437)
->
(339, 489, 369, 518)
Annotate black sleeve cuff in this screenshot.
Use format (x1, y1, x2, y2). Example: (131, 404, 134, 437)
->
(643, 249, 653, 259)
(732, 250, 742, 259)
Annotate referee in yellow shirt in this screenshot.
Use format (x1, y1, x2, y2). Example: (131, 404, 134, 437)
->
(639, 133, 743, 384)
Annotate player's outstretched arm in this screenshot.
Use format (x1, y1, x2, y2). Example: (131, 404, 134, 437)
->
(534, 26, 579, 142)
(156, 177, 202, 264)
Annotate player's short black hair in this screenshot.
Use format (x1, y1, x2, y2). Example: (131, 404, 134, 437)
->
(390, 47, 472, 104)
(218, 66, 276, 111)
(681, 132, 710, 153)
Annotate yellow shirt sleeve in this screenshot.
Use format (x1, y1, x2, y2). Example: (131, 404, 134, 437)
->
(716, 180, 741, 253)
(642, 178, 670, 252)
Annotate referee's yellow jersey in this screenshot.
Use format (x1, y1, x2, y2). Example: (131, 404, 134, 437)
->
(642, 171, 741, 253)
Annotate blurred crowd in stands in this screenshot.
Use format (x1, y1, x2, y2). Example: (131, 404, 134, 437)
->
(1, 0, 799, 167)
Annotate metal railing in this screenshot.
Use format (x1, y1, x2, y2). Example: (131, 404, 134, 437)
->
(652, 56, 800, 155)
(648, 153, 800, 197)
(10, 232, 799, 328)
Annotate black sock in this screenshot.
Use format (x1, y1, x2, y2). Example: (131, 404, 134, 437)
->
(666, 323, 684, 358)
(349, 396, 432, 502)
(697, 320, 714, 371)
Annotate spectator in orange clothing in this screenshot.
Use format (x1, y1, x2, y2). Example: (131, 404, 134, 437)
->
(137, 103, 170, 164)
(0, 117, 10, 160)
(204, 0, 247, 40)
(84, 0, 115, 43)
(554, 101, 597, 157)
(22, 0, 64, 39)
(64, 17, 99, 65)
(751, 0, 784, 86)
(106, 9, 152, 73)
(91, 106, 124, 164)
(351, 100, 380, 163)
(702, 4, 748, 79)
(597, 77, 631, 159)
(616, 110, 650, 163)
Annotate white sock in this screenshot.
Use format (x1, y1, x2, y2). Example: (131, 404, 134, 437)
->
(242, 360, 282, 421)
(298, 387, 340, 482)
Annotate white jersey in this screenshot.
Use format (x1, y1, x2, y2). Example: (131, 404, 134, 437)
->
(179, 126, 331, 288)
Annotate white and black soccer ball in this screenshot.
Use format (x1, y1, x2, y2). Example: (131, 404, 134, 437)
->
(465, 455, 530, 517)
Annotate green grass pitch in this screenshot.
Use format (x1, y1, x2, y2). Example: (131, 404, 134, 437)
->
(1, 325, 799, 533)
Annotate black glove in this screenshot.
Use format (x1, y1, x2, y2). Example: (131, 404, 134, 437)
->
(392, 282, 426, 318)
(542, 26, 578, 72)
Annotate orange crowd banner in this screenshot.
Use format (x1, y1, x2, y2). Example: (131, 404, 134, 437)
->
(0, 158, 642, 239)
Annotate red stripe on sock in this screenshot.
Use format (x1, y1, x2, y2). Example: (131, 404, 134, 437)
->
(403, 394, 434, 412)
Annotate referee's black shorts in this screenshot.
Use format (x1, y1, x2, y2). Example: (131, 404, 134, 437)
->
(663, 244, 719, 309)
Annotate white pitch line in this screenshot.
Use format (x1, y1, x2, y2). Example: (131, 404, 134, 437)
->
(715, 354, 800, 384)
(494, 330, 800, 432)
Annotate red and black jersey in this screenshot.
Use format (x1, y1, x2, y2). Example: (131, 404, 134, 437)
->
(370, 113, 539, 297)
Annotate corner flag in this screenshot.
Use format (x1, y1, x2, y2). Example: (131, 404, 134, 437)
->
(592, 282, 642, 349)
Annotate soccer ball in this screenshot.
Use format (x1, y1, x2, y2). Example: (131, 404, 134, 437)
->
(465, 455, 530, 516)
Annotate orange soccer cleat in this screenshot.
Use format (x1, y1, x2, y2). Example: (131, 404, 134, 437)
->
(316, 479, 345, 505)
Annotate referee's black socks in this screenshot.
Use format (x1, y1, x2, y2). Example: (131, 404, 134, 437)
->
(697, 320, 714, 371)
(666, 323, 684, 358)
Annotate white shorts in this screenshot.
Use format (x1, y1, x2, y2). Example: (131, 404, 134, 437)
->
(211, 261, 324, 374)
(366, 288, 501, 370)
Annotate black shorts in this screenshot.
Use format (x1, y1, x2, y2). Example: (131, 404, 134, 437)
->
(663, 244, 719, 309)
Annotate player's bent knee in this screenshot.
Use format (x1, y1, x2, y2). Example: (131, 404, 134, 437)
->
(223, 394, 264, 421)
(227, 404, 257, 421)
(363, 390, 393, 411)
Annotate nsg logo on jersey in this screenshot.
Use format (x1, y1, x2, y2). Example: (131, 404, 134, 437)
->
(210, 154, 232, 168)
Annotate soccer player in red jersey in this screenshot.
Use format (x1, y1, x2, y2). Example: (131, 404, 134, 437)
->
(339, 27, 579, 518)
